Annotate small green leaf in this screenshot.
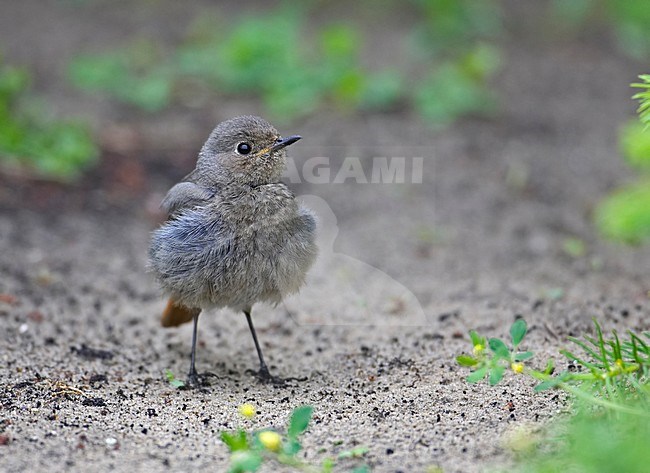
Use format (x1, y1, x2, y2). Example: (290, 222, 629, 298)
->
(489, 338, 510, 358)
(543, 359, 555, 375)
(534, 378, 562, 392)
(287, 405, 313, 438)
(632, 74, 650, 125)
(467, 366, 488, 383)
(489, 365, 506, 385)
(469, 330, 485, 347)
(457, 355, 479, 366)
(165, 370, 185, 388)
(510, 319, 528, 347)
(221, 430, 249, 452)
(165, 370, 174, 381)
(514, 351, 534, 361)
(228, 450, 262, 473)
(282, 438, 301, 456)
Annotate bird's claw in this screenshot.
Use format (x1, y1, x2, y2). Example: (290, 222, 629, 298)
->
(246, 367, 307, 386)
(186, 371, 218, 388)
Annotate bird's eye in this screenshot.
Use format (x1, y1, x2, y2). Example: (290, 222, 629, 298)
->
(236, 142, 252, 155)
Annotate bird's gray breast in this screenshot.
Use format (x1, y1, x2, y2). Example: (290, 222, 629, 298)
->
(149, 184, 317, 309)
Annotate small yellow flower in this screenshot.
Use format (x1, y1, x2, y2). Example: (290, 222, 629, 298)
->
(259, 430, 282, 452)
(238, 403, 256, 419)
(473, 344, 485, 356)
(511, 362, 524, 374)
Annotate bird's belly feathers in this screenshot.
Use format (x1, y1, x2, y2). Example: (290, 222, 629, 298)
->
(148, 205, 317, 310)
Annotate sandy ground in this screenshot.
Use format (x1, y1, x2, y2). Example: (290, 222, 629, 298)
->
(1, 1, 650, 472)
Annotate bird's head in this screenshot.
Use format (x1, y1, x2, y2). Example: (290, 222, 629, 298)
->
(196, 115, 301, 187)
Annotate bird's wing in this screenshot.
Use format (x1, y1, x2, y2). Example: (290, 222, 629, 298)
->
(161, 171, 215, 218)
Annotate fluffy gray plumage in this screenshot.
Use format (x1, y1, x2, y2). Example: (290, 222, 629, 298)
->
(148, 115, 317, 313)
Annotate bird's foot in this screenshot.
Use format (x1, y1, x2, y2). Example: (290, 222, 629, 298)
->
(186, 370, 218, 388)
(246, 366, 307, 386)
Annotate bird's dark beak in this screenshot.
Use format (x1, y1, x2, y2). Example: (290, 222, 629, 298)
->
(271, 135, 301, 152)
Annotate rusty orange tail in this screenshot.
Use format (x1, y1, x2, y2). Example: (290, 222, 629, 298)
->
(161, 299, 201, 327)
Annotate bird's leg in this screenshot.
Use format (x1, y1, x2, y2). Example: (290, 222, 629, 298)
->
(244, 309, 272, 381)
(187, 312, 201, 386)
(244, 309, 307, 385)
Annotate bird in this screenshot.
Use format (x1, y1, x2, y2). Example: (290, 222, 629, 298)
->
(148, 115, 318, 385)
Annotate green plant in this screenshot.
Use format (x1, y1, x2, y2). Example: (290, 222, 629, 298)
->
(619, 120, 650, 170)
(69, 40, 174, 112)
(164, 369, 186, 389)
(414, 44, 500, 125)
(410, 0, 502, 58)
(0, 59, 97, 180)
(462, 319, 650, 473)
(67, 4, 508, 127)
(596, 75, 650, 244)
(68, 9, 404, 124)
(456, 319, 534, 386)
(407, 0, 503, 125)
(221, 405, 369, 473)
(632, 74, 650, 125)
(501, 401, 650, 473)
(596, 181, 650, 244)
(179, 11, 405, 122)
(459, 319, 650, 472)
(458, 319, 649, 412)
(549, 1, 650, 60)
(605, 1, 650, 60)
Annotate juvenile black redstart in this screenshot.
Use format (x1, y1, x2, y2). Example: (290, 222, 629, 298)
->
(148, 115, 317, 385)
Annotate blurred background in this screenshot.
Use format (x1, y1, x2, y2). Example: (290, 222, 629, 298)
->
(1, 3, 650, 472)
(0, 0, 649, 304)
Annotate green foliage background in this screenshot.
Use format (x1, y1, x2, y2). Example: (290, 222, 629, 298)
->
(3, 0, 650, 192)
(0, 59, 97, 180)
(596, 75, 650, 244)
(68, 1, 502, 125)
